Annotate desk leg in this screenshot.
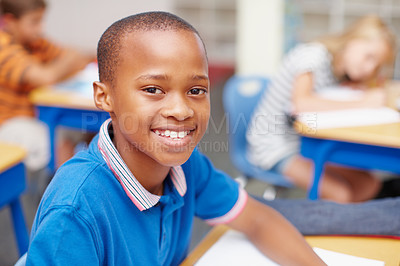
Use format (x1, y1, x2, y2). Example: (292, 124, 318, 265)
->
(36, 107, 61, 173)
(10, 199, 29, 255)
(309, 141, 336, 200)
(47, 122, 56, 173)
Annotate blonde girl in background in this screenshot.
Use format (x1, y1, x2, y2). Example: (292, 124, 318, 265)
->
(246, 15, 397, 203)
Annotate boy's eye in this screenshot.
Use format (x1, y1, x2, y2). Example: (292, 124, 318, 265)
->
(144, 87, 163, 94)
(188, 88, 206, 95)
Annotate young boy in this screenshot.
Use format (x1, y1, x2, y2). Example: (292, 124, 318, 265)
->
(26, 12, 324, 265)
(0, 0, 93, 171)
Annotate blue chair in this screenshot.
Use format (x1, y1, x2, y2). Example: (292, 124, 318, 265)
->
(222, 75, 293, 192)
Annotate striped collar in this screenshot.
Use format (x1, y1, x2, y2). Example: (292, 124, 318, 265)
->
(97, 118, 187, 211)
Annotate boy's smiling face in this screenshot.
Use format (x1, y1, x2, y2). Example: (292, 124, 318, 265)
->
(99, 29, 210, 168)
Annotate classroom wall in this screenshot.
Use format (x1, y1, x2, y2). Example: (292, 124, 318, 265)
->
(44, 0, 287, 77)
(44, 0, 174, 53)
(236, 0, 285, 76)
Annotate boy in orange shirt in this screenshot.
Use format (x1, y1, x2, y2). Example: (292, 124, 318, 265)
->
(0, 0, 93, 172)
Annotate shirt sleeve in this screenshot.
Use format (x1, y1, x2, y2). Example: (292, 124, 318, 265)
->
(0, 38, 62, 92)
(28, 38, 63, 63)
(187, 149, 248, 225)
(26, 207, 100, 265)
(0, 43, 32, 91)
(290, 43, 329, 76)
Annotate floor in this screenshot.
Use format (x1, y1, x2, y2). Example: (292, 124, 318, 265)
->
(0, 77, 306, 265)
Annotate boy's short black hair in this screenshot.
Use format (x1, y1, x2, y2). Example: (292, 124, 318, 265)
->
(97, 11, 206, 87)
(0, 0, 46, 18)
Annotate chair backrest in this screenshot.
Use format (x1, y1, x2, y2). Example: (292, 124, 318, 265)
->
(222, 75, 269, 175)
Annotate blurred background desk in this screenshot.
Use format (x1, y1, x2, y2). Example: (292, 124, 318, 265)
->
(296, 81, 400, 199)
(297, 121, 400, 200)
(0, 142, 28, 256)
(181, 225, 400, 266)
(30, 87, 109, 172)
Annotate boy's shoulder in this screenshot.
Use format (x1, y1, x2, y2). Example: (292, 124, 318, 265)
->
(40, 135, 115, 209)
(0, 29, 56, 53)
(0, 30, 15, 46)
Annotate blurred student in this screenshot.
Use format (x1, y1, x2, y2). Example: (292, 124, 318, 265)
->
(0, 0, 93, 172)
(247, 15, 397, 203)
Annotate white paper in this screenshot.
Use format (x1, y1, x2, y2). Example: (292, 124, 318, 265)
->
(313, 248, 384, 266)
(318, 86, 365, 101)
(297, 107, 400, 130)
(195, 230, 278, 266)
(195, 230, 385, 266)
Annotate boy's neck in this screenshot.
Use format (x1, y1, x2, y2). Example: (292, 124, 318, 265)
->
(129, 160, 169, 196)
(112, 137, 171, 196)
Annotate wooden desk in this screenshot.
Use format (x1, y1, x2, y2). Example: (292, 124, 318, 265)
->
(296, 122, 400, 149)
(0, 142, 29, 256)
(30, 87, 97, 110)
(181, 225, 229, 266)
(295, 80, 400, 148)
(181, 225, 400, 266)
(293, 81, 400, 199)
(0, 142, 26, 172)
(295, 119, 400, 199)
(30, 87, 109, 172)
(306, 235, 400, 266)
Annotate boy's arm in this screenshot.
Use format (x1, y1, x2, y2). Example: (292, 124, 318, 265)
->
(23, 48, 94, 87)
(227, 196, 326, 265)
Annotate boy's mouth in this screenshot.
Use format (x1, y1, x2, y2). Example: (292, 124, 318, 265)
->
(152, 129, 193, 141)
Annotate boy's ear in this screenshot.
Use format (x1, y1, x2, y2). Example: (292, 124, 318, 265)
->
(93, 81, 113, 112)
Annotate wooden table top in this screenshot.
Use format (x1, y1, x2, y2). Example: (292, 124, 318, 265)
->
(0, 142, 26, 172)
(295, 121, 400, 148)
(30, 86, 99, 111)
(306, 235, 400, 266)
(181, 225, 400, 266)
(294, 80, 400, 148)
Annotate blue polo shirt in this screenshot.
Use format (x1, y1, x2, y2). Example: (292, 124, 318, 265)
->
(26, 119, 247, 265)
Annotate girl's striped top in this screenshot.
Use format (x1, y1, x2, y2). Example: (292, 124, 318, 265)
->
(246, 43, 338, 170)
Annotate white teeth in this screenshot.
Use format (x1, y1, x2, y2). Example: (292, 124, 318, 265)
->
(154, 130, 190, 139)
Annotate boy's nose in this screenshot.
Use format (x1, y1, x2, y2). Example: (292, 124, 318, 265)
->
(161, 94, 194, 121)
